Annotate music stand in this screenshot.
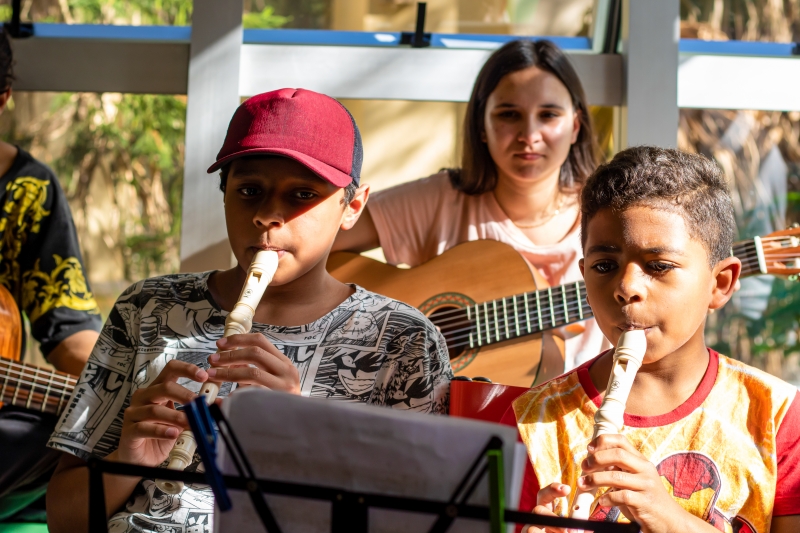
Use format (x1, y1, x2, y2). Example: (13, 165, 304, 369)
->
(87, 391, 639, 533)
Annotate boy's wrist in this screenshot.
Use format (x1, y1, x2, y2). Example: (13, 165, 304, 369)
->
(656, 504, 719, 533)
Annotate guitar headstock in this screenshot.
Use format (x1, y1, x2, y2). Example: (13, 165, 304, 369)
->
(747, 226, 800, 277)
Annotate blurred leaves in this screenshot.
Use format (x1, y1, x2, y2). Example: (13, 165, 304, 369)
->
(243, 5, 291, 29)
(0, 0, 299, 286)
(681, 0, 800, 42)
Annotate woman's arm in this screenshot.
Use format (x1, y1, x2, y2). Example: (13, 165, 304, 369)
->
(332, 207, 380, 253)
(46, 451, 140, 533)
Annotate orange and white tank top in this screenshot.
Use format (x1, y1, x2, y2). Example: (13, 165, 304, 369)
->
(512, 350, 797, 532)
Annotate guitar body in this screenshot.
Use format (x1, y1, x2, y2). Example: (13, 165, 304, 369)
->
(0, 284, 21, 362)
(328, 240, 566, 387)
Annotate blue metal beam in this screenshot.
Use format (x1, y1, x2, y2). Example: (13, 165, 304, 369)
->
(29, 23, 591, 51)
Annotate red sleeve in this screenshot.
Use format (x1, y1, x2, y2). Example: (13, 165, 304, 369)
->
(500, 404, 541, 514)
(775, 390, 800, 516)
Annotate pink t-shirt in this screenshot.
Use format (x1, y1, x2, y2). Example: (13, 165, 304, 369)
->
(368, 172, 610, 369)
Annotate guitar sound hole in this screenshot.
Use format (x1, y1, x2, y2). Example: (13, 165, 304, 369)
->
(428, 306, 471, 360)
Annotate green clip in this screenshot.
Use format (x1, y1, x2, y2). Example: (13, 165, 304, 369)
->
(487, 449, 505, 533)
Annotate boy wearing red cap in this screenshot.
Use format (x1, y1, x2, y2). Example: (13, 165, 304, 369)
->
(45, 89, 453, 533)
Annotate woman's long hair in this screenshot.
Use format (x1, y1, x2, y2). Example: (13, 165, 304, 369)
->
(449, 39, 598, 195)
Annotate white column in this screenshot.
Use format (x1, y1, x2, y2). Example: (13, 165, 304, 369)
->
(179, 0, 242, 272)
(618, 0, 679, 149)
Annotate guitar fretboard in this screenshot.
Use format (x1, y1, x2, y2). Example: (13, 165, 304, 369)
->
(434, 282, 591, 351)
(0, 357, 76, 416)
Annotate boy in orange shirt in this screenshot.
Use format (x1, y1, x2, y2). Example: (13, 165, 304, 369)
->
(510, 147, 800, 532)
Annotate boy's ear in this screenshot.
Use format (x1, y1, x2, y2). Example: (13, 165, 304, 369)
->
(708, 256, 741, 311)
(340, 183, 370, 231)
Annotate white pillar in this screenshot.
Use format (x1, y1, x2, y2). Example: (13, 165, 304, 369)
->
(179, 0, 242, 272)
(619, 0, 679, 149)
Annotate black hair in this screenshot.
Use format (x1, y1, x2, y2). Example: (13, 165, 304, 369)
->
(580, 146, 736, 266)
(219, 160, 358, 204)
(447, 39, 598, 195)
(0, 29, 14, 91)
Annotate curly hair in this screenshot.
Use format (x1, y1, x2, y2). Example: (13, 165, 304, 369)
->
(580, 146, 736, 266)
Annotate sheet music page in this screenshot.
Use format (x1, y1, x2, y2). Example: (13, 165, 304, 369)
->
(214, 388, 521, 533)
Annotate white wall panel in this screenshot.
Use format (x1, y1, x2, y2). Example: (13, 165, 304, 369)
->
(679, 55, 800, 112)
(239, 45, 623, 106)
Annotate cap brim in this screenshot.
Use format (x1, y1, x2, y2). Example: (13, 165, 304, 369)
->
(207, 148, 354, 187)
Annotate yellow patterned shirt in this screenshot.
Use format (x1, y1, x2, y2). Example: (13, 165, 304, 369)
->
(513, 350, 800, 532)
(0, 147, 100, 357)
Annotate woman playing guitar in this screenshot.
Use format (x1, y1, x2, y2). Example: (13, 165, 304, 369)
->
(333, 39, 609, 372)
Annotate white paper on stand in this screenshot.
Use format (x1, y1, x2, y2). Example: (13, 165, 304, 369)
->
(214, 388, 522, 533)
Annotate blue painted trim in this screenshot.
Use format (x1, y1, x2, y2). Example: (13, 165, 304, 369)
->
(680, 38, 798, 57)
(30, 23, 590, 51)
(27, 24, 800, 57)
(243, 29, 592, 50)
(243, 28, 402, 47)
(32, 23, 191, 42)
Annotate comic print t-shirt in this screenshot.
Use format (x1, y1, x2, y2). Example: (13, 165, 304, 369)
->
(0, 147, 101, 357)
(48, 271, 452, 533)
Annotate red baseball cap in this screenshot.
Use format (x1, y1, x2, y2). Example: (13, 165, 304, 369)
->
(207, 88, 362, 187)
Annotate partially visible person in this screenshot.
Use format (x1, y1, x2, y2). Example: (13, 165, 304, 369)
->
(46, 88, 451, 533)
(511, 147, 800, 533)
(334, 39, 609, 372)
(0, 28, 101, 520)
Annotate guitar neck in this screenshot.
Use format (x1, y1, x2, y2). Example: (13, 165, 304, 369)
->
(434, 281, 592, 353)
(0, 357, 76, 416)
(435, 237, 763, 351)
(733, 237, 767, 277)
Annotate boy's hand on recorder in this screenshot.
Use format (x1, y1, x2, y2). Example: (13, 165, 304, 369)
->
(118, 360, 208, 467)
(577, 435, 719, 533)
(209, 333, 301, 394)
(527, 483, 570, 533)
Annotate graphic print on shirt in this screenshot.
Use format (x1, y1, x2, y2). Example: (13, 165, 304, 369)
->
(590, 452, 757, 533)
(49, 272, 451, 533)
(514, 354, 797, 533)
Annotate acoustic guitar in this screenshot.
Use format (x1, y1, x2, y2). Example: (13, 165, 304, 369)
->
(0, 283, 77, 415)
(328, 228, 800, 387)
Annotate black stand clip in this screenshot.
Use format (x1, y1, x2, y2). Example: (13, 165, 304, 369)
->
(3, 0, 33, 39)
(400, 2, 431, 48)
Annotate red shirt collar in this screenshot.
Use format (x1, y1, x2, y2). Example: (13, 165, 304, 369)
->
(576, 348, 720, 428)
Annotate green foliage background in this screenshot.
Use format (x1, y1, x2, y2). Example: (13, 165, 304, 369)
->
(0, 0, 312, 291)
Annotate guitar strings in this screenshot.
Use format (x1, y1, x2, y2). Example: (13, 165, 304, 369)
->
(0, 362, 75, 386)
(440, 299, 591, 346)
(0, 364, 76, 396)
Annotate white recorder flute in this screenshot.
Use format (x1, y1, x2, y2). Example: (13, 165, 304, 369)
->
(569, 329, 647, 520)
(155, 250, 280, 495)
